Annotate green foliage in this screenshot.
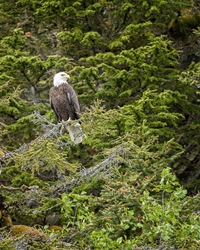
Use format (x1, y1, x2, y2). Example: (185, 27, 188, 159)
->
(74, 36, 180, 106)
(83, 138, 177, 242)
(0, 233, 16, 250)
(73, 178, 105, 195)
(1, 165, 44, 187)
(12, 138, 79, 176)
(122, 89, 184, 140)
(138, 168, 200, 247)
(140, 168, 185, 242)
(86, 169, 199, 249)
(81, 92, 183, 156)
(59, 137, 199, 248)
(0, 83, 22, 117)
(61, 191, 92, 230)
(172, 63, 200, 190)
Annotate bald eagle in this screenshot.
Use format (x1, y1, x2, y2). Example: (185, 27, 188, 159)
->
(50, 72, 85, 144)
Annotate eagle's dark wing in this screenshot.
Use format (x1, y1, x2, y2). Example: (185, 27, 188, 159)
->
(50, 97, 56, 119)
(49, 87, 61, 122)
(65, 84, 80, 120)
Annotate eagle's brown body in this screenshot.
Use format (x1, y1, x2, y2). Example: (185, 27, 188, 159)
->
(50, 83, 80, 122)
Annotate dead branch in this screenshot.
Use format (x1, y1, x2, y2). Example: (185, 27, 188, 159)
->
(1, 184, 39, 192)
(52, 146, 129, 194)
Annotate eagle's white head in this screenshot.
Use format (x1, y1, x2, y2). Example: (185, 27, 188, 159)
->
(53, 72, 70, 87)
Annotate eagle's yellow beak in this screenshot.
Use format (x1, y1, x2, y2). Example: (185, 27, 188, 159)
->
(64, 73, 70, 79)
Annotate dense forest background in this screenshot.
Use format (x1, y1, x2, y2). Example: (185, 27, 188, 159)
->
(0, 0, 200, 249)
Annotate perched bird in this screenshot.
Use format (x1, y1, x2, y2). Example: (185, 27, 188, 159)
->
(49, 72, 85, 144)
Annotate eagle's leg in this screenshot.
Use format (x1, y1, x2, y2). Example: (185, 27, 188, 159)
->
(66, 117, 72, 125)
(60, 119, 67, 134)
(60, 117, 73, 134)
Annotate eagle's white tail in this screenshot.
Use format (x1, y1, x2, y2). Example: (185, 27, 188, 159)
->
(66, 122, 86, 144)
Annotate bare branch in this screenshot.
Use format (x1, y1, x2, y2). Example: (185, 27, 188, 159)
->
(52, 146, 129, 194)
